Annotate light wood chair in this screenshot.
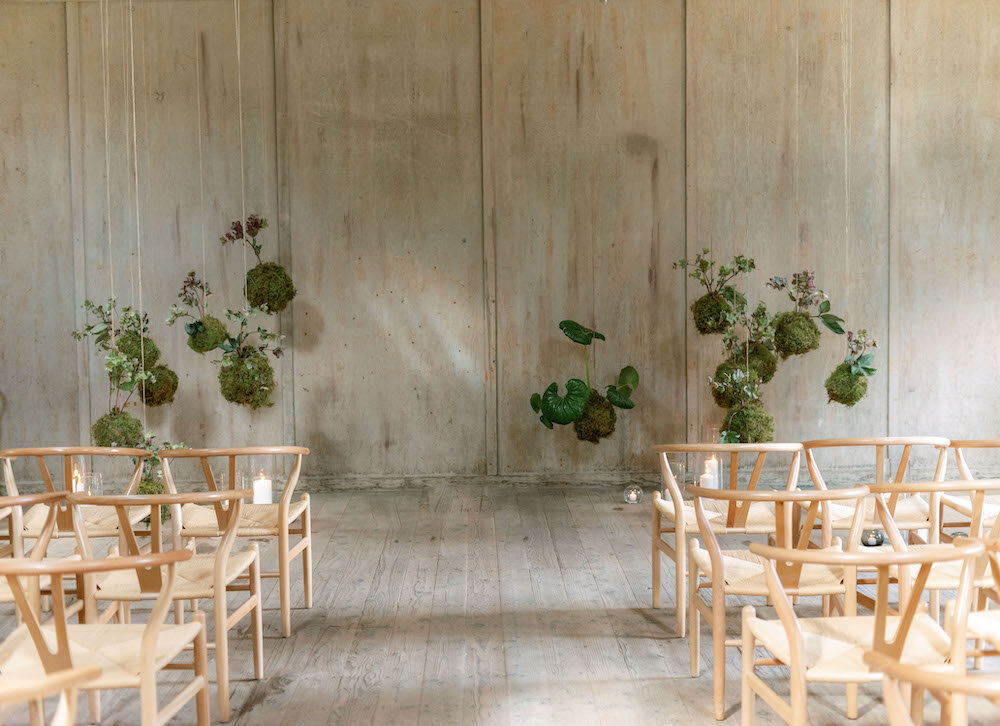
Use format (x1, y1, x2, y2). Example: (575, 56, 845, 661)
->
(944, 440, 1000, 527)
(651, 443, 804, 637)
(160, 446, 311, 637)
(687, 484, 869, 720)
(70, 489, 262, 722)
(0, 548, 211, 726)
(0, 447, 153, 554)
(863, 650, 1000, 726)
(0, 665, 102, 726)
(741, 530, 982, 725)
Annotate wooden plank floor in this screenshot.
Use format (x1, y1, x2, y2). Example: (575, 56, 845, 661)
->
(4, 484, 999, 725)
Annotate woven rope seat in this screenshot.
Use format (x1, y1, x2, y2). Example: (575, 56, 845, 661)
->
(827, 495, 930, 530)
(965, 610, 1000, 650)
(653, 497, 776, 533)
(942, 492, 1000, 521)
(179, 500, 308, 537)
(22, 504, 148, 539)
(747, 613, 951, 683)
(0, 556, 79, 603)
(691, 547, 847, 597)
(0, 621, 201, 691)
(94, 550, 256, 601)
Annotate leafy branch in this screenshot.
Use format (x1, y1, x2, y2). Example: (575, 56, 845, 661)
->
(219, 214, 268, 264)
(73, 298, 154, 411)
(166, 270, 212, 324)
(844, 329, 877, 376)
(218, 307, 283, 361)
(674, 249, 755, 295)
(767, 271, 845, 334)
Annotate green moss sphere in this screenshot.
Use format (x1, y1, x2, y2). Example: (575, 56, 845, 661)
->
(136, 478, 170, 523)
(691, 292, 730, 335)
(140, 364, 178, 407)
(573, 389, 617, 444)
(731, 342, 778, 384)
(116, 331, 160, 368)
(711, 361, 761, 409)
(825, 362, 869, 407)
(219, 352, 275, 409)
(773, 311, 821, 358)
(246, 262, 297, 313)
(725, 405, 775, 444)
(91, 409, 144, 448)
(188, 315, 228, 354)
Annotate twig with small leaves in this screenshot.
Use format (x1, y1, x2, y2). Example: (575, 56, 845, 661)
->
(220, 215, 268, 264)
(767, 270, 845, 334)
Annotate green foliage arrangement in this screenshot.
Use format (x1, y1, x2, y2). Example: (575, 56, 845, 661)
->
(529, 320, 639, 445)
(221, 215, 297, 313)
(167, 271, 229, 354)
(73, 298, 179, 445)
(825, 330, 877, 406)
(677, 254, 876, 443)
(136, 433, 187, 523)
(674, 250, 754, 334)
(216, 307, 282, 409)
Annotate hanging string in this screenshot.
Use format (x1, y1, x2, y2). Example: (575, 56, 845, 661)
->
(234, 0, 248, 308)
(842, 0, 852, 258)
(126, 0, 147, 430)
(99, 0, 116, 344)
(121, 2, 135, 308)
(195, 10, 208, 290)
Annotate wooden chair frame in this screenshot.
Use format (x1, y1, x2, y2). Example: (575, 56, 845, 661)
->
(0, 549, 210, 726)
(687, 484, 868, 720)
(741, 532, 982, 726)
(0, 665, 102, 726)
(651, 443, 803, 637)
(70, 489, 261, 722)
(159, 446, 311, 637)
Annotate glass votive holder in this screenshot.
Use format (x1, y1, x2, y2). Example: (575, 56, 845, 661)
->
(623, 485, 643, 505)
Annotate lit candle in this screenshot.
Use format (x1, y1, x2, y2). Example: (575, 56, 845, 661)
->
(627, 489, 638, 503)
(253, 471, 273, 504)
(72, 467, 83, 493)
(700, 461, 717, 490)
(707, 456, 719, 481)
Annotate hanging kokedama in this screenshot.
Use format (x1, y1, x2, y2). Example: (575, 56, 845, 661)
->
(220, 215, 297, 313)
(674, 250, 754, 335)
(215, 307, 283, 409)
(825, 330, 878, 407)
(529, 320, 639, 445)
(167, 271, 229, 354)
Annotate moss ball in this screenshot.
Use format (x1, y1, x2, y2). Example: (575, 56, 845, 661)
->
(724, 405, 775, 444)
(574, 389, 617, 444)
(731, 342, 778, 384)
(773, 311, 821, 358)
(91, 409, 144, 448)
(219, 352, 275, 409)
(711, 361, 760, 409)
(140, 364, 178, 407)
(116, 331, 160, 369)
(188, 315, 228, 354)
(825, 362, 869, 407)
(136, 478, 170, 523)
(246, 262, 297, 313)
(691, 292, 730, 335)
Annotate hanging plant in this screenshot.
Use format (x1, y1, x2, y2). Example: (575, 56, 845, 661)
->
(674, 249, 754, 334)
(73, 299, 177, 447)
(712, 367, 775, 444)
(766, 272, 844, 358)
(220, 215, 297, 313)
(166, 271, 229, 354)
(216, 307, 283, 409)
(135, 434, 187, 523)
(528, 320, 639, 445)
(826, 329, 878, 406)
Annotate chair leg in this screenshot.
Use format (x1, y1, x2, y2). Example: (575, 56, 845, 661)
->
(302, 495, 312, 609)
(652, 508, 661, 609)
(250, 544, 264, 680)
(712, 588, 727, 721)
(174, 599, 185, 625)
(676, 530, 687, 638)
(28, 698, 43, 726)
(279, 528, 292, 637)
(910, 684, 924, 725)
(193, 611, 211, 726)
(689, 549, 700, 678)
(215, 593, 231, 721)
(741, 607, 756, 726)
(974, 591, 988, 669)
(847, 682, 858, 719)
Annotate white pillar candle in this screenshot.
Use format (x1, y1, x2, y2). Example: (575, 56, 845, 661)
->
(72, 468, 83, 493)
(700, 461, 717, 490)
(253, 472, 273, 504)
(707, 456, 719, 481)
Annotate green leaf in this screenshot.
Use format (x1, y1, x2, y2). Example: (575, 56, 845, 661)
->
(618, 365, 639, 389)
(540, 379, 589, 424)
(606, 384, 635, 409)
(820, 315, 845, 335)
(530, 393, 542, 413)
(558, 320, 605, 346)
(862, 366, 877, 376)
(720, 430, 740, 443)
(857, 353, 874, 367)
(819, 299, 831, 314)
(539, 414, 553, 429)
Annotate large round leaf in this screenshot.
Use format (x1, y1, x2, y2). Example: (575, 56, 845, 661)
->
(540, 379, 589, 424)
(606, 384, 635, 409)
(530, 392, 542, 413)
(558, 320, 605, 346)
(618, 365, 639, 389)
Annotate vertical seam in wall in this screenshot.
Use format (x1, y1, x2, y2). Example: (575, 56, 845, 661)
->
(682, 0, 689, 444)
(886, 0, 893, 437)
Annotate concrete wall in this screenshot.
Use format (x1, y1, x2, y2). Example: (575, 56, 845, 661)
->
(0, 0, 997, 481)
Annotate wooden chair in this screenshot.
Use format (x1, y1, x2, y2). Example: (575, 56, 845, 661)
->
(651, 443, 804, 637)
(863, 650, 1000, 726)
(944, 440, 1000, 527)
(741, 531, 982, 725)
(687, 484, 868, 720)
(70, 489, 262, 722)
(0, 665, 101, 726)
(160, 446, 311, 637)
(0, 447, 152, 554)
(0, 549, 211, 726)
